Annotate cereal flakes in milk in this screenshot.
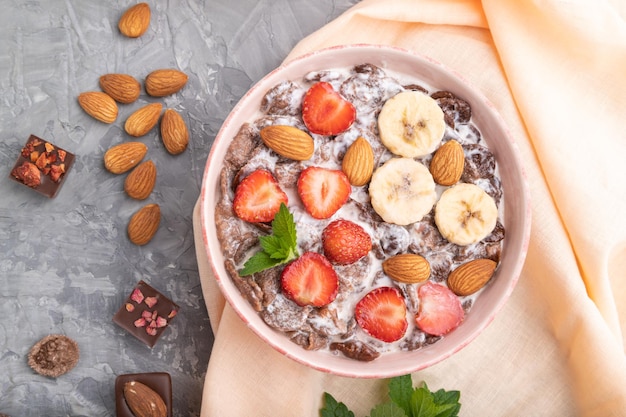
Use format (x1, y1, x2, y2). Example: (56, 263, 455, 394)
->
(215, 63, 504, 361)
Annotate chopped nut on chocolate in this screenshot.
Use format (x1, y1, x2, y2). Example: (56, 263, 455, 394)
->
(11, 162, 41, 188)
(9, 134, 75, 197)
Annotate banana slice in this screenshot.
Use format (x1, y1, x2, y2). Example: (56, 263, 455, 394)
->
(377, 91, 446, 158)
(434, 183, 498, 246)
(369, 158, 437, 225)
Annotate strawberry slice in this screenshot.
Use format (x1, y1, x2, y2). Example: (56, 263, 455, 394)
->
(415, 281, 464, 336)
(322, 219, 372, 265)
(355, 287, 408, 343)
(297, 166, 351, 219)
(302, 82, 356, 135)
(281, 252, 339, 307)
(233, 169, 288, 223)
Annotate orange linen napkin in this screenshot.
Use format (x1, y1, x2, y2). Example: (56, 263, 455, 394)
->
(193, 0, 626, 415)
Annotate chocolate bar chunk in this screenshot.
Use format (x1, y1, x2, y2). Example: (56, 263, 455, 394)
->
(9, 134, 75, 198)
(113, 280, 180, 348)
(115, 372, 172, 417)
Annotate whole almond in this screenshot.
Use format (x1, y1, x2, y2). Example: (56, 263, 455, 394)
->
(145, 69, 188, 97)
(429, 139, 464, 186)
(118, 3, 151, 38)
(124, 160, 156, 200)
(259, 125, 314, 161)
(127, 204, 161, 246)
(78, 92, 118, 123)
(123, 380, 167, 417)
(104, 142, 148, 174)
(342, 137, 374, 186)
(99, 74, 141, 104)
(382, 254, 431, 284)
(160, 109, 189, 155)
(448, 258, 497, 296)
(125, 103, 163, 137)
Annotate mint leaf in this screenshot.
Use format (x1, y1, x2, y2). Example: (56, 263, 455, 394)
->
(369, 402, 409, 417)
(239, 250, 281, 276)
(239, 203, 299, 276)
(409, 387, 438, 417)
(259, 234, 298, 261)
(321, 375, 461, 417)
(272, 203, 298, 247)
(388, 374, 414, 414)
(259, 235, 287, 259)
(431, 404, 460, 417)
(431, 388, 460, 417)
(321, 392, 355, 417)
(431, 388, 460, 406)
(407, 383, 461, 417)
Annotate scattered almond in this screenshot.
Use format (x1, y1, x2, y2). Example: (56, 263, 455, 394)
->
(118, 3, 151, 38)
(429, 139, 464, 186)
(259, 125, 314, 161)
(124, 160, 156, 200)
(99, 74, 141, 104)
(123, 380, 167, 417)
(127, 204, 161, 246)
(125, 102, 163, 137)
(448, 258, 497, 296)
(342, 137, 374, 186)
(78, 92, 118, 123)
(160, 109, 189, 155)
(145, 69, 188, 97)
(382, 254, 431, 284)
(104, 142, 148, 174)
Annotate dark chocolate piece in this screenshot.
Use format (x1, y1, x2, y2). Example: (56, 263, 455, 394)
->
(9, 134, 75, 198)
(115, 372, 172, 417)
(27, 334, 80, 378)
(113, 280, 180, 348)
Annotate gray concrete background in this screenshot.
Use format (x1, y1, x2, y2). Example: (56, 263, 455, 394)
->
(0, 1, 358, 415)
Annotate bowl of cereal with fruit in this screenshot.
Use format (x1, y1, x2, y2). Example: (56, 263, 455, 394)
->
(199, 44, 530, 378)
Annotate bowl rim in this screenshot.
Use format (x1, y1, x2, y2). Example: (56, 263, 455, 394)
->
(199, 43, 532, 378)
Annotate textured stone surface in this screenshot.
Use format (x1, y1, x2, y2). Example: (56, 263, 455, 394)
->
(0, 1, 357, 415)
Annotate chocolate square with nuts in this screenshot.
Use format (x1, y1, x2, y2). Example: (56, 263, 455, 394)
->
(115, 372, 172, 417)
(113, 280, 179, 348)
(9, 134, 75, 198)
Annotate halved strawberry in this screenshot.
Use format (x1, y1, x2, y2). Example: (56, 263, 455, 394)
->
(297, 166, 351, 219)
(281, 252, 338, 307)
(322, 219, 372, 265)
(355, 287, 408, 343)
(415, 281, 464, 336)
(233, 169, 288, 223)
(302, 82, 356, 135)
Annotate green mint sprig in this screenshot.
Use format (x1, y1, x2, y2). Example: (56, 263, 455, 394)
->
(321, 374, 461, 417)
(239, 203, 299, 276)
(321, 392, 355, 417)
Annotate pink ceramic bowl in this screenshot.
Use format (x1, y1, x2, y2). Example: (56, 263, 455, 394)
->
(199, 44, 531, 378)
